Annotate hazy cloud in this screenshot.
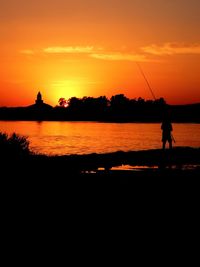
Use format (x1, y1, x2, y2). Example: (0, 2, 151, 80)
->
(20, 46, 149, 62)
(142, 43, 200, 55)
(90, 53, 148, 62)
(43, 46, 95, 54)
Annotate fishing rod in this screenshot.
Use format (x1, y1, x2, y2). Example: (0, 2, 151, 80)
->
(136, 62, 176, 144)
(136, 62, 157, 101)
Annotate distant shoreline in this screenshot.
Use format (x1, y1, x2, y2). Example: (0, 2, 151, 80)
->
(1, 99, 200, 123)
(0, 118, 200, 123)
(0, 119, 200, 124)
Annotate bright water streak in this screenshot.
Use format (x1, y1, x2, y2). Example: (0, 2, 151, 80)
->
(0, 121, 200, 155)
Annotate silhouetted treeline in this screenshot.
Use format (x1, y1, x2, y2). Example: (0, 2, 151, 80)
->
(0, 94, 200, 122)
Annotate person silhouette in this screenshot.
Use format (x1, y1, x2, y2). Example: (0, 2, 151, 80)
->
(161, 117, 173, 149)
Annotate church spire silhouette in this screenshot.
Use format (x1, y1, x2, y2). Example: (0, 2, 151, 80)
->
(35, 91, 43, 105)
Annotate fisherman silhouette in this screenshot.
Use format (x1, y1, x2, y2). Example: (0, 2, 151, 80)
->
(161, 116, 173, 150)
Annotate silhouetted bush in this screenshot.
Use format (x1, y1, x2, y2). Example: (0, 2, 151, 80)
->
(0, 132, 30, 160)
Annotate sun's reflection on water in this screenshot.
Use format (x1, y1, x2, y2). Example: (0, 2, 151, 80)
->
(0, 121, 200, 155)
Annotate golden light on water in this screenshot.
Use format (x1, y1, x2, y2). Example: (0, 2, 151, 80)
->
(1, 121, 200, 156)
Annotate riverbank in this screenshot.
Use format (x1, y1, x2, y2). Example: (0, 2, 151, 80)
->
(2, 147, 200, 213)
(2, 159, 200, 211)
(2, 146, 200, 179)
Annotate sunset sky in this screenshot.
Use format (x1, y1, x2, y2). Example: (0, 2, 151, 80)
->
(1, 0, 200, 107)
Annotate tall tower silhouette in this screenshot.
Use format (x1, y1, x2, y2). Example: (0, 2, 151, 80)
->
(35, 91, 43, 105)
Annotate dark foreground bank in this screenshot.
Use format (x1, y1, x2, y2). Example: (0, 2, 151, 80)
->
(2, 147, 200, 226)
(2, 148, 199, 263)
(2, 146, 200, 181)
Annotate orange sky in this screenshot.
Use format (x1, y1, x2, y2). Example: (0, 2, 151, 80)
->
(1, 0, 200, 107)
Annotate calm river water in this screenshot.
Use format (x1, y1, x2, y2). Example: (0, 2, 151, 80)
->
(0, 121, 200, 155)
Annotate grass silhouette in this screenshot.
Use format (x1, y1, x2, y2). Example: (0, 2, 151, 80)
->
(0, 132, 30, 160)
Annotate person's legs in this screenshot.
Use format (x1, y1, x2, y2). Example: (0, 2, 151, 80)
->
(169, 140, 172, 149)
(162, 140, 166, 150)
